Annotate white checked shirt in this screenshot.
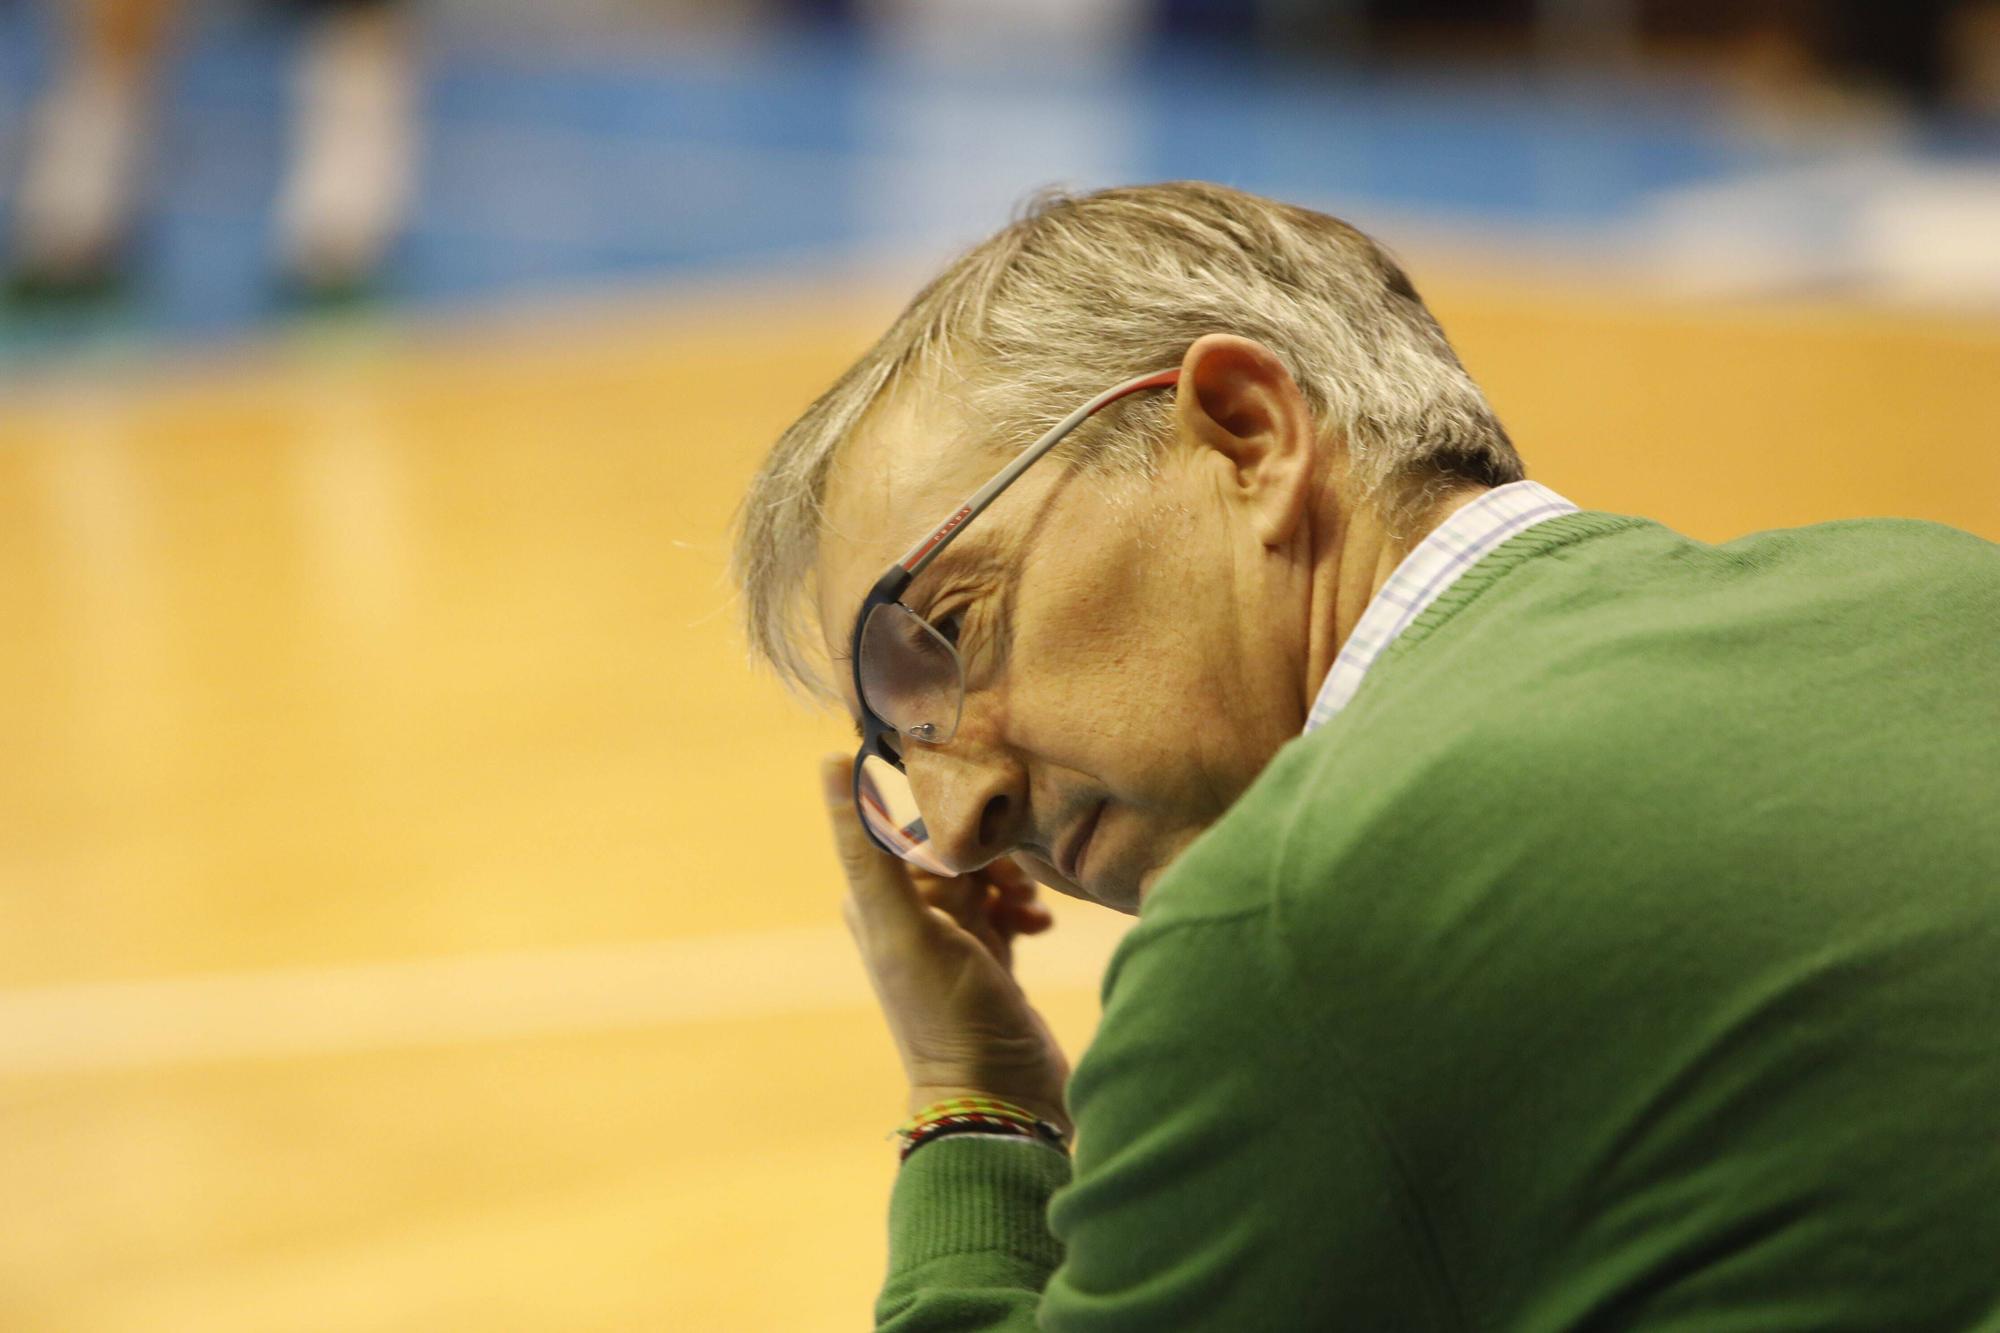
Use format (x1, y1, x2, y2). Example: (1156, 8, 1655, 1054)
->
(1304, 480, 1579, 735)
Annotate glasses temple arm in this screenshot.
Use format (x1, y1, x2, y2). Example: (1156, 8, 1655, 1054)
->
(895, 367, 1180, 578)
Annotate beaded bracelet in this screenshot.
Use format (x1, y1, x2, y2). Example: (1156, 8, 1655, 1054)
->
(893, 1096, 1070, 1164)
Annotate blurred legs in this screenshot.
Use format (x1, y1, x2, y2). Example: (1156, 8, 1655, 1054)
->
(272, 2, 418, 298)
(8, 0, 178, 294)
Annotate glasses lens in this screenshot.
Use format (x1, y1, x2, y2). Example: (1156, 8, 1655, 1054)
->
(855, 751, 957, 877)
(858, 602, 963, 742)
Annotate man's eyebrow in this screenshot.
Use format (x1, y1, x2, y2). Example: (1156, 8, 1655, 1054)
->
(841, 539, 976, 644)
(908, 535, 995, 600)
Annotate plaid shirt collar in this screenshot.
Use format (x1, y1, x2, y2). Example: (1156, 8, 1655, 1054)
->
(1304, 480, 1579, 735)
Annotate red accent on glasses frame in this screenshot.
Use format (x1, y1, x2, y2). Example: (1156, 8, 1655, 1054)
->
(902, 506, 974, 573)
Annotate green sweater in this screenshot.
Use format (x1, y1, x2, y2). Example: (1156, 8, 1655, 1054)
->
(876, 510, 2000, 1331)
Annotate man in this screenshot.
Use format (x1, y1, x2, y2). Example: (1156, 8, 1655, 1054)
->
(731, 182, 2000, 1330)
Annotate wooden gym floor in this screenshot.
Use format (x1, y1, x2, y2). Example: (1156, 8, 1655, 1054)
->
(1, 273, 1996, 1329)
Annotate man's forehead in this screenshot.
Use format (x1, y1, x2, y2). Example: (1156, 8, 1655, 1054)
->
(815, 390, 1008, 674)
(821, 392, 1002, 575)
(827, 389, 988, 528)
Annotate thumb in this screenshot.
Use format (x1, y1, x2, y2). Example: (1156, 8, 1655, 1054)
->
(820, 754, 928, 936)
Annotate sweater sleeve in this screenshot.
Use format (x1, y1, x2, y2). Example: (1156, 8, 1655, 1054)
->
(875, 1133, 1072, 1330)
(872, 897, 1462, 1332)
(1037, 908, 1463, 1332)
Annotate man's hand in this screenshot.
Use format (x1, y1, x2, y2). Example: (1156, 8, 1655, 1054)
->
(821, 756, 1073, 1137)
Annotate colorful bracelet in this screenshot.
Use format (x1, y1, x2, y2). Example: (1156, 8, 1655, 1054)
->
(893, 1096, 1070, 1164)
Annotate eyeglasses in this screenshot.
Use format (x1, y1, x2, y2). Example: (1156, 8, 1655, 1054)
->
(849, 367, 1181, 876)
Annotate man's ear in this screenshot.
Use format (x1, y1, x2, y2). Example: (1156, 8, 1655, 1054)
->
(1174, 333, 1316, 547)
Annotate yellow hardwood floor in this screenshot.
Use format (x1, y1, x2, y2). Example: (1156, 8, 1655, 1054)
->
(1, 275, 1995, 1330)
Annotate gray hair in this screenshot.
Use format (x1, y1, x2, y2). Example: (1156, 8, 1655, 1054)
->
(731, 180, 1525, 702)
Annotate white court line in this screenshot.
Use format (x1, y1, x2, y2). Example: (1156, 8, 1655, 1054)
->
(0, 915, 1131, 1078)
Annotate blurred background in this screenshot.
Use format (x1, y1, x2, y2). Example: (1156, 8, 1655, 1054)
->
(2, 1, 1997, 1328)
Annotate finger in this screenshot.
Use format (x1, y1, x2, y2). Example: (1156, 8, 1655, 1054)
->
(1000, 900, 1055, 934)
(989, 893, 1054, 936)
(913, 867, 982, 924)
(983, 862, 1043, 910)
(991, 876, 1037, 902)
(988, 857, 1035, 893)
(972, 891, 1015, 971)
(820, 754, 929, 938)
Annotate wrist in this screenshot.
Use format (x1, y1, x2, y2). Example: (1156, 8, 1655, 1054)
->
(895, 1092, 1071, 1163)
(908, 1086, 1071, 1139)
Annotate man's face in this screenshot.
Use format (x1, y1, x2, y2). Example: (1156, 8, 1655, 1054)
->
(815, 387, 1305, 914)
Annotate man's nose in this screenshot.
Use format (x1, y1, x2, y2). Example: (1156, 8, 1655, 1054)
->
(902, 726, 1024, 876)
